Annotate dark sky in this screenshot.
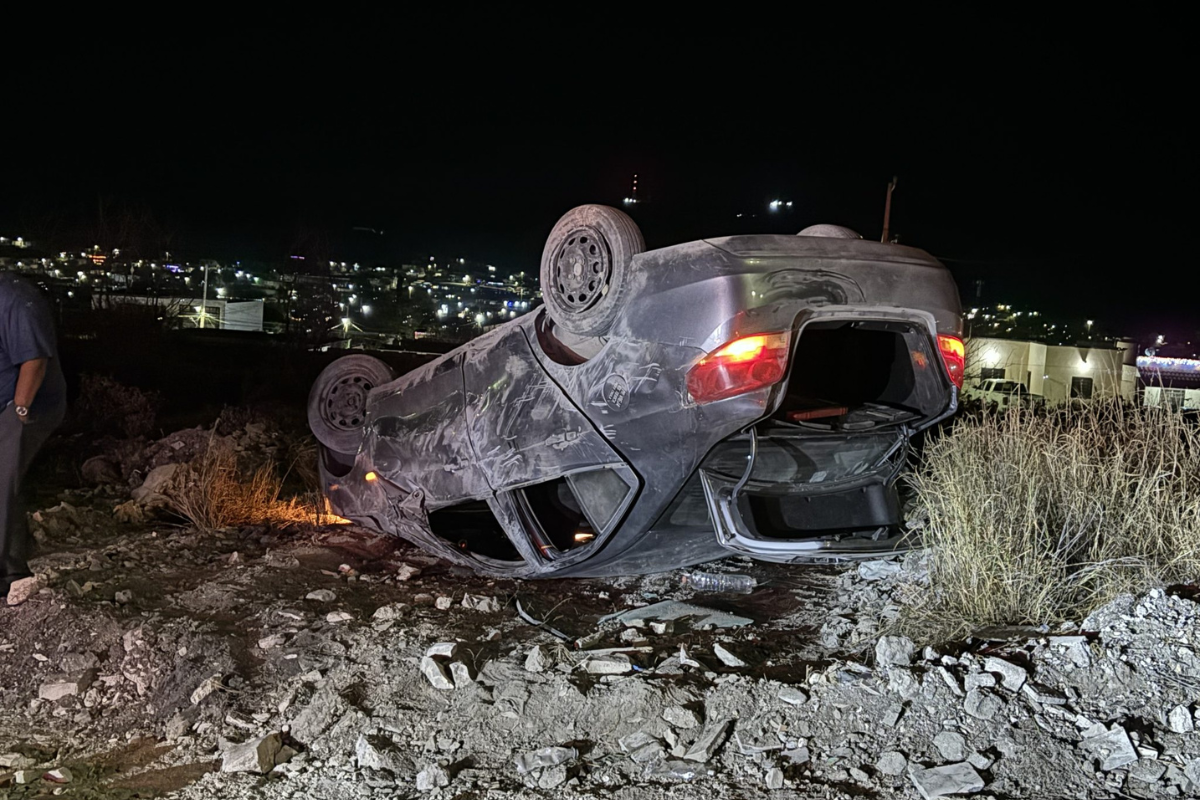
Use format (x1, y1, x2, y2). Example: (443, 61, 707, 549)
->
(3, 21, 1194, 337)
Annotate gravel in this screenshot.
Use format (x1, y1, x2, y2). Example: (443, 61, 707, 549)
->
(5, 424, 1200, 798)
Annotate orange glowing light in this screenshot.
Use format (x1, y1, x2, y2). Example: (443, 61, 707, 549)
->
(710, 334, 770, 362)
(320, 497, 352, 525)
(364, 471, 378, 482)
(938, 335, 965, 360)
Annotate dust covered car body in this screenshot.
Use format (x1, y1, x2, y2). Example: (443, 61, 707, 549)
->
(309, 207, 963, 577)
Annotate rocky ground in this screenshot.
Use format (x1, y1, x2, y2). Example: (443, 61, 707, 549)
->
(3, 424, 1200, 799)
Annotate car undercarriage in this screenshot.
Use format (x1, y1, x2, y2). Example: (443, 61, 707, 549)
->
(309, 208, 963, 577)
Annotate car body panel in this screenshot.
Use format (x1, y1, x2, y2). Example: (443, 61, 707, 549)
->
(462, 323, 626, 491)
(368, 352, 490, 506)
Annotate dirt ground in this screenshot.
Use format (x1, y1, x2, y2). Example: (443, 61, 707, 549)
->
(4, 424, 1200, 799)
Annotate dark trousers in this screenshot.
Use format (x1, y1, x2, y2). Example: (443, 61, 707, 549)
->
(1, 401, 64, 590)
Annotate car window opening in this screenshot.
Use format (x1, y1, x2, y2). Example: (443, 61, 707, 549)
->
(773, 320, 943, 430)
(428, 501, 525, 563)
(516, 477, 598, 557)
(533, 310, 604, 366)
(320, 447, 355, 479)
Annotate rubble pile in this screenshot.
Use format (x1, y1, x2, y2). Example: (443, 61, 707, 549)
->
(81, 422, 289, 497)
(3, 427, 1200, 797)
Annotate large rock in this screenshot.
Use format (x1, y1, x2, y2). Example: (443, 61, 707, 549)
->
(419, 657, 454, 691)
(461, 594, 502, 612)
(933, 731, 968, 762)
(416, 764, 450, 791)
(420, 642, 462, 690)
(6, 576, 40, 606)
(1080, 725, 1137, 771)
(81, 455, 121, 485)
(909, 762, 985, 799)
(356, 733, 414, 774)
(683, 719, 732, 762)
(982, 656, 1027, 691)
(712, 643, 747, 668)
(1169, 704, 1194, 733)
(875, 635, 914, 667)
(963, 689, 1003, 720)
(513, 746, 577, 774)
(131, 464, 179, 503)
(619, 731, 664, 763)
(39, 671, 95, 702)
(663, 705, 700, 729)
(876, 751, 907, 776)
(524, 645, 550, 673)
(583, 653, 632, 675)
(777, 687, 808, 706)
(221, 732, 284, 774)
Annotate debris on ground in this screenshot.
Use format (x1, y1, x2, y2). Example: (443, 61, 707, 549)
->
(5, 421, 1200, 798)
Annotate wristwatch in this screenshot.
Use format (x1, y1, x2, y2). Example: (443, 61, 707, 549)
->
(14, 405, 29, 418)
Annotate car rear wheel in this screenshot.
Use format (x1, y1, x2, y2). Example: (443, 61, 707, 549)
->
(307, 354, 395, 454)
(539, 204, 645, 337)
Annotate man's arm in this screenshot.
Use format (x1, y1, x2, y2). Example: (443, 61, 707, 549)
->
(13, 358, 48, 419)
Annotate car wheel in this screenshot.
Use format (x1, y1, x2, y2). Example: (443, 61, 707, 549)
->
(539, 204, 645, 337)
(307, 354, 395, 454)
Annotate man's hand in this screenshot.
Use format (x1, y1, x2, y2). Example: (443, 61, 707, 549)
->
(13, 358, 48, 415)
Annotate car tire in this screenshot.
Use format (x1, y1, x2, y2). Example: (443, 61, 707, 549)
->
(307, 354, 395, 454)
(539, 204, 645, 337)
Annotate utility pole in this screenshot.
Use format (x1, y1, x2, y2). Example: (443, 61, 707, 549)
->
(880, 175, 898, 243)
(200, 264, 210, 329)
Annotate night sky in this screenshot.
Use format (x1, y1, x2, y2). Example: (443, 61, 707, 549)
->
(4, 22, 1194, 338)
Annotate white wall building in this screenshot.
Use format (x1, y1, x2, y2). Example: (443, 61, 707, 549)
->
(1138, 356, 1200, 410)
(94, 295, 264, 332)
(966, 337, 1137, 404)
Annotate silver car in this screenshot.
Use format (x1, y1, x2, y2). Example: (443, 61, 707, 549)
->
(308, 205, 963, 577)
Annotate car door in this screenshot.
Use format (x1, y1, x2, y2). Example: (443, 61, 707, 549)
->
(462, 323, 627, 491)
(366, 352, 491, 506)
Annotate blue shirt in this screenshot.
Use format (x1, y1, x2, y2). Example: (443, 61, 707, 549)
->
(0, 272, 66, 409)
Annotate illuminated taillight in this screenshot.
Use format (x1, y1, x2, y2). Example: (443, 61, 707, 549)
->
(937, 334, 965, 389)
(687, 332, 791, 404)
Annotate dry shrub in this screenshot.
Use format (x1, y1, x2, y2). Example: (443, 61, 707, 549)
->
(906, 402, 1200, 639)
(166, 442, 326, 530)
(74, 374, 161, 438)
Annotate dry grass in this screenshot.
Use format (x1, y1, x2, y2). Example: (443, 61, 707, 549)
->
(166, 440, 335, 530)
(905, 402, 1200, 640)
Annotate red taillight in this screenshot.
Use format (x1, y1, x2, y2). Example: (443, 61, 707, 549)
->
(687, 332, 791, 404)
(937, 334, 965, 389)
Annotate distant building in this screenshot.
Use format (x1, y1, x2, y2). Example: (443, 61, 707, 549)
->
(965, 336, 1138, 403)
(1137, 355, 1200, 410)
(93, 295, 265, 332)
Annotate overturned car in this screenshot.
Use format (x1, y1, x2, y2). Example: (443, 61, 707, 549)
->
(308, 205, 963, 577)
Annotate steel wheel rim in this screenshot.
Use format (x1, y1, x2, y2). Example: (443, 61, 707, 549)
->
(323, 373, 375, 431)
(552, 227, 610, 312)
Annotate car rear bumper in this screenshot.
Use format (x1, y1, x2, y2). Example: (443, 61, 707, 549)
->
(697, 427, 914, 561)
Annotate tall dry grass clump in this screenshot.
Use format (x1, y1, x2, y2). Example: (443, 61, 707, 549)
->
(166, 442, 325, 530)
(907, 402, 1200, 639)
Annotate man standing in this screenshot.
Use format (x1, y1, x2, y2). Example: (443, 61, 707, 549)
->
(1, 273, 67, 604)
